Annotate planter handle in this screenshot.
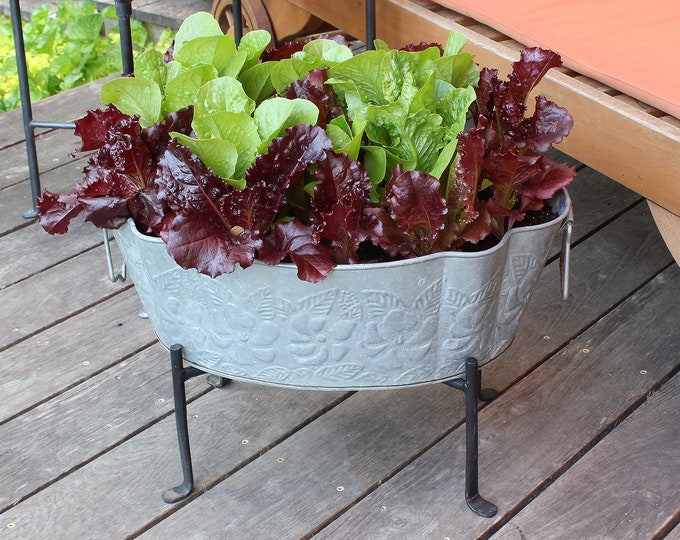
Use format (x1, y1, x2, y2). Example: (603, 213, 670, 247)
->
(103, 229, 127, 283)
(560, 211, 574, 300)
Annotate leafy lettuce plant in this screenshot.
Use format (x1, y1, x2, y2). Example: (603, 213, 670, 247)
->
(448, 48, 576, 245)
(38, 12, 574, 283)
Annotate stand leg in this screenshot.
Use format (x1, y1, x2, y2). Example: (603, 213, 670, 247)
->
(162, 344, 196, 503)
(445, 358, 498, 518)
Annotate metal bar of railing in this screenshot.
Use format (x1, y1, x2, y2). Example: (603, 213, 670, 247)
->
(115, 0, 135, 74)
(232, 0, 242, 44)
(10, 0, 42, 218)
(365, 0, 376, 49)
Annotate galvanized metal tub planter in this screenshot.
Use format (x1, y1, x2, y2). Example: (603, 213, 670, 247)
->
(113, 189, 571, 390)
(112, 188, 571, 517)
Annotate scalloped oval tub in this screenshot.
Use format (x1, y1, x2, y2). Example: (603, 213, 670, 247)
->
(113, 189, 571, 390)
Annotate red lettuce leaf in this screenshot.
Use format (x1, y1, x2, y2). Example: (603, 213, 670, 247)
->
(400, 42, 443, 54)
(464, 47, 574, 239)
(436, 125, 490, 248)
(155, 125, 334, 277)
(259, 220, 335, 282)
(482, 149, 539, 233)
(361, 207, 411, 259)
(246, 124, 333, 230)
(155, 143, 261, 276)
(516, 155, 576, 211)
(311, 152, 373, 263)
(142, 107, 194, 156)
(39, 109, 165, 234)
(509, 48, 563, 105)
(451, 125, 487, 224)
(285, 68, 341, 128)
(385, 166, 447, 256)
(460, 200, 493, 244)
(163, 42, 175, 63)
(262, 41, 305, 62)
(36, 191, 82, 234)
(526, 95, 574, 152)
(72, 105, 131, 153)
(162, 212, 260, 277)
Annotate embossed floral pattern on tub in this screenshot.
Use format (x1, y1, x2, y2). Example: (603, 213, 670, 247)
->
(362, 281, 441, 370)
(286, 312, 357, 365)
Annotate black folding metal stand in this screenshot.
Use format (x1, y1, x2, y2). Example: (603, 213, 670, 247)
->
(163, 345, 498, 518)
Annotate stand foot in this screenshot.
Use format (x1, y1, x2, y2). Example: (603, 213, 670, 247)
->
(22, 208, 38, 220)
(467, 493, 498, 518)
(162, 480, 193, 504)
(479, 388, 499, 402)
(207, 374, 230, 388)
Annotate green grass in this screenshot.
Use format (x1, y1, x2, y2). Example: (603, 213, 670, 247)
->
(0, 0, 174, 112)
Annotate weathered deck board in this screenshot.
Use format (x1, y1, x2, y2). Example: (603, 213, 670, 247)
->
(0, 289, 151, 424)
(0, 244, 125, 348)
(92, 0, 211, 28)
(0, 383, 348, 537)
(142, 385, 468, 539)
(495, 373, 680, 540)
(0, 78, 108, 150)
(0, 342, 203, 512)
(316, 264, 680, 539)
(0, 158, 89, 235)
(0, 220, 100, 288)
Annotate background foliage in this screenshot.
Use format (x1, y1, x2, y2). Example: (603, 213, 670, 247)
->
(0, 0, 174, 112)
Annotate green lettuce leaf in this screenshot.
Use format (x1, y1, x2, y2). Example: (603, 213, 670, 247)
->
(326, 50, 387, 106)
(220, 49, 248, 78)
(173, 35, 237, 73)
(435, 52, 480, 89)
(194, 76, 255, 117)
(239, 61, 277, 103)
(325, 115, 365, 159)
(254, 97, 319, 150)
(173, 12, 223, 56)
(381, 48, 440, 105)
(437, 85, 477, 136)
(238, 30, 272, 71)
(301, 39, 354, 63)
(100, 77, 162, 127)
(192, 111, 261, 178)
(443, 31, 466, 56)
(172, 132, 241, 187)
(134, 49, 166, 92)
(405, 109, 446, 174)
(361, 145, 388, 202)
(270, 57, 325, 95)
(163, 64, 217, 114)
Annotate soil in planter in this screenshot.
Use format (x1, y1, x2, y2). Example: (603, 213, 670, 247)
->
(460, 207, 559, 253)
(515, 207, 559, 228)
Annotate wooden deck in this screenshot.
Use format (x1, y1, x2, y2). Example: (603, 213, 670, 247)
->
(1, 59, 679, 540)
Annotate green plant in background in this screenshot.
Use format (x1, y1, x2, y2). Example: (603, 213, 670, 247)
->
(0, 0, 175, 112)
